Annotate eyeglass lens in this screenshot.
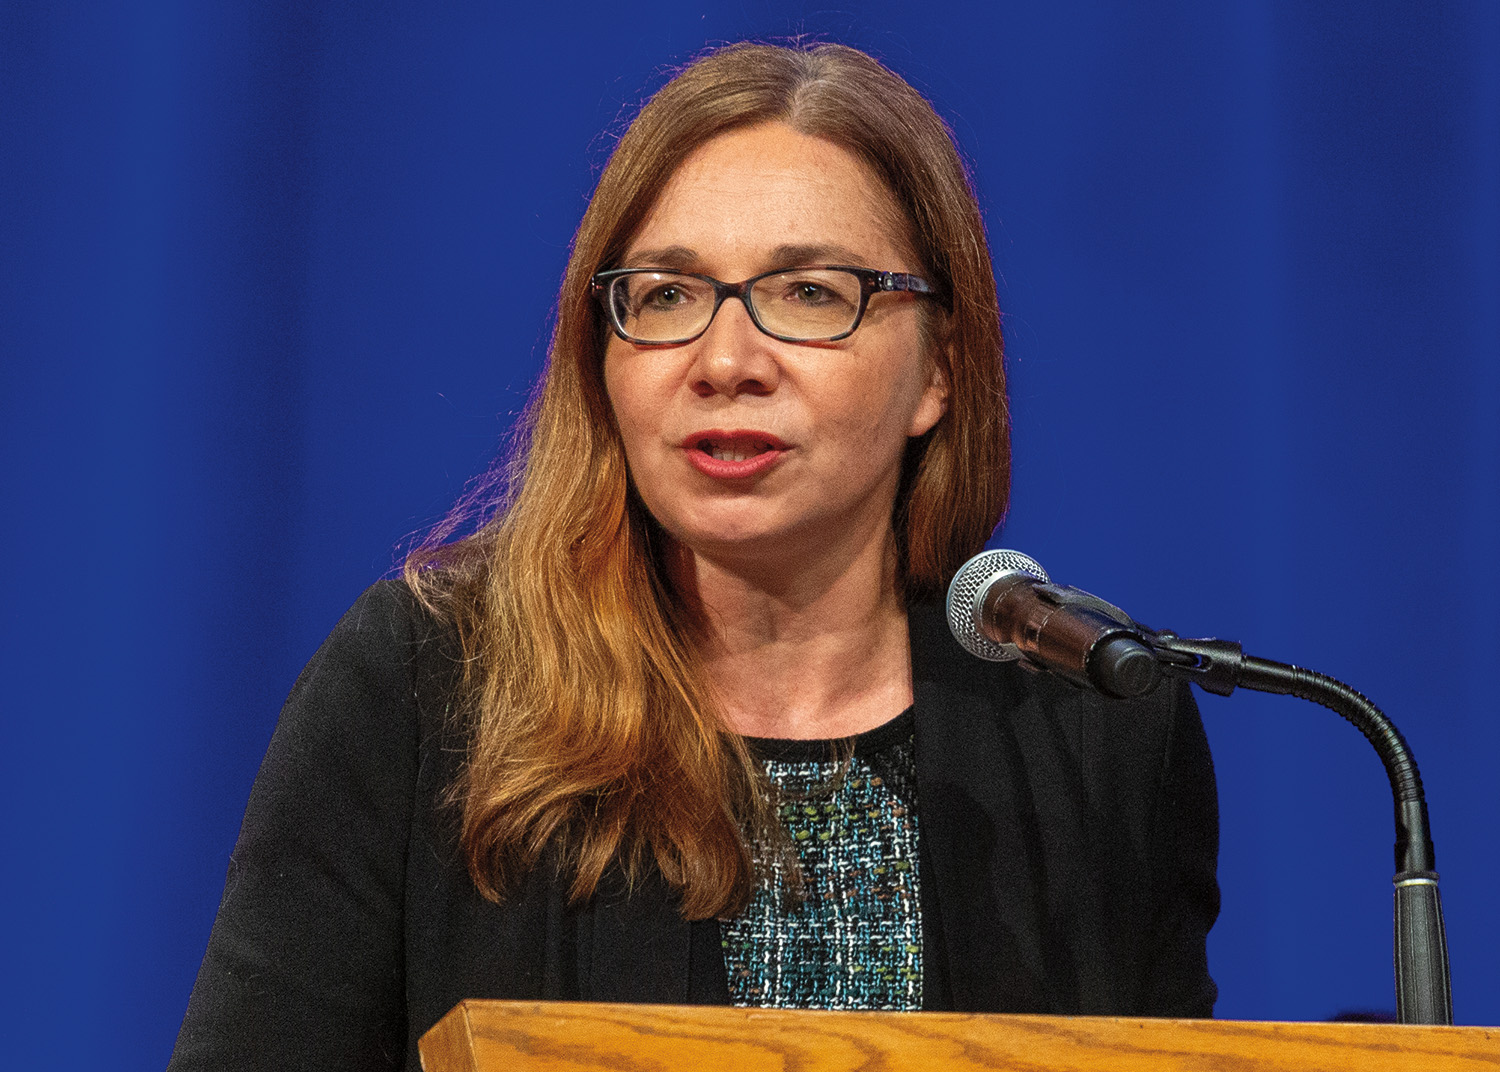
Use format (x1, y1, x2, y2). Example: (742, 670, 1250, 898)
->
(608, 269, 865, 342)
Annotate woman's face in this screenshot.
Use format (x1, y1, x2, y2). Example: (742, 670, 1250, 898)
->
(603, 122, 948, 575)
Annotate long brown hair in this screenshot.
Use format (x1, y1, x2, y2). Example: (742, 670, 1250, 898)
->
(405, 41, 1009, 919)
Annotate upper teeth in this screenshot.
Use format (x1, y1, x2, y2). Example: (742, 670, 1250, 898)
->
(709, 442, 766, 462)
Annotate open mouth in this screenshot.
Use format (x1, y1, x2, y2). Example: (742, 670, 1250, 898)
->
(683, 431, 790, 478)
(698, 437, 779, 462)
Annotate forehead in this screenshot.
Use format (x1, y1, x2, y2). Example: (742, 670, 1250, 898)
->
(623, 122, 914, 272)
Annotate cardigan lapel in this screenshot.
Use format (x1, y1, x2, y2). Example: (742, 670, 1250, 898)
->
(577, 868, 695, 1004)
(575, 869, 731, 1005)
(910, 603, 1059, 1014)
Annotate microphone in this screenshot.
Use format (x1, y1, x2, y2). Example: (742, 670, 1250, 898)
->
(946, 549, 1162, 699)
(947, 552, 1454, 1022)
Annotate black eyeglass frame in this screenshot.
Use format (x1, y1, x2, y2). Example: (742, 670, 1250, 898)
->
(589, 265, 941, 345)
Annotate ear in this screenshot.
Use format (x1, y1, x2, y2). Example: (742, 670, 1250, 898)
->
(908, 350, 950, 438)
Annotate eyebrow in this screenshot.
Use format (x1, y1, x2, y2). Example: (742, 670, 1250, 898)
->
(767, 242, 868, 267)
(620, 242, 873, 273)
(621, 245, 697, 269)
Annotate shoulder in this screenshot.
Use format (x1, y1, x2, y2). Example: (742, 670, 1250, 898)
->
(298, 579, 452, 683)
(249, 580, 466, 830)
(284, 580, 461, 727)
(169, 580, 462, 1070)
(905, 596, 1200, 787)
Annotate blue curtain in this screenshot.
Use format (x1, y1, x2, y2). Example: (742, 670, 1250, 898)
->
(3, 3, 1495, 1067)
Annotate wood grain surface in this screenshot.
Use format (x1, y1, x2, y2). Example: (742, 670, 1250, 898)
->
(419, 1000, 1500, 1072)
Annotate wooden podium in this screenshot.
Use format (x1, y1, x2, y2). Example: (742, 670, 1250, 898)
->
(419, 1000, 1498, 1071)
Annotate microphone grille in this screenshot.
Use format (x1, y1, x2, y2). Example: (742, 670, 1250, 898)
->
(945, 549, 1050, 662)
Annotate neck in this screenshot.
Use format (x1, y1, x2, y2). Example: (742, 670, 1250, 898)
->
(667, 524, 914, 740)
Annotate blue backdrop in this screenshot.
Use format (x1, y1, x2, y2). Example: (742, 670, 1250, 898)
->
(3, 3, 1496, 1067)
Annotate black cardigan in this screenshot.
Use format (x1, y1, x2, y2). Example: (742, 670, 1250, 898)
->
(169, 581, 1219, 1071)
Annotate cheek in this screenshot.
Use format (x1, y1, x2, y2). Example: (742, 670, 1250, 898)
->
(603, 348, 678, 515)
(603, 347, 649, 450)
(843, 339, 937, 445)
(602, 344, 626, 419)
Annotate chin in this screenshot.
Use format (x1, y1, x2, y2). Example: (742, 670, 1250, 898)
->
(673, 524, 789, 557)
(673, 508, 849, 565)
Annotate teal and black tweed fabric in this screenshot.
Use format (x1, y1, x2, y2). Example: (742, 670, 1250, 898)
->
(720, 707, 922, 1010)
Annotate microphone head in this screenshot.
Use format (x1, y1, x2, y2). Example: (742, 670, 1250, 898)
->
(946, 549, 1050, 662)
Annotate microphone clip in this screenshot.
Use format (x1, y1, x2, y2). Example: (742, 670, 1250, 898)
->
(1142, 632, 1247, 697)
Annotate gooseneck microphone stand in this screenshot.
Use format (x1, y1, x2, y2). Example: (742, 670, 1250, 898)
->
(945, 551, 1454, 1022)
(1144, 632, 1454, 1025)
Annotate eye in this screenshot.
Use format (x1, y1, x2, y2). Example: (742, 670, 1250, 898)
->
(767, 271, 859, 310)
(626, 274, 705, 317)
(644, 284, 688, 308)
(791, 280, 835, 305)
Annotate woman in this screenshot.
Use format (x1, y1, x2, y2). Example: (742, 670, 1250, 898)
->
(170, 41, 1218, 1071)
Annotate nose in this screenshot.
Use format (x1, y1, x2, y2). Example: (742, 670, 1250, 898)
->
(689, 294, 781, 398)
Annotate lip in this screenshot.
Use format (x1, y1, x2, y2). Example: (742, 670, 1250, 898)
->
(681, 428, 791, 480)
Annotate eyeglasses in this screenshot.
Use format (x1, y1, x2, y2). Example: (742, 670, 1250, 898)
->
(590, 265, 940, 345)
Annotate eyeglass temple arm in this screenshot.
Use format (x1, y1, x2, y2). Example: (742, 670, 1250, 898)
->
(877, 272, 936, 295)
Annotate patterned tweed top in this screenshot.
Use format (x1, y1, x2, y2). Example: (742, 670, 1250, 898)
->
(721, 707, 922, 1010)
